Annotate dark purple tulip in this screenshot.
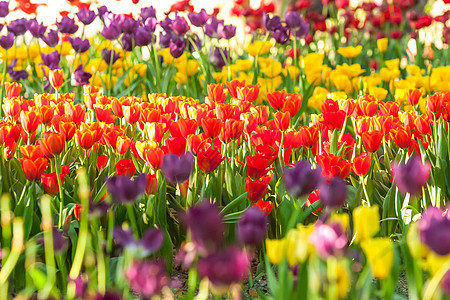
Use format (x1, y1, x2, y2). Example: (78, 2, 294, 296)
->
(283, 160, 322, 198)
(101, 22, 121, 40)
(318, 177, 347, 208)
(9, 69, 28, 81)
(57, 16, 78, 34)
(77, 7, 96, 25)
(97, 6, 109, 20)
(0, 33, 14, 49)
(114, 227, 164, 256)
(262, 13, 282, 31)
(205, 17, 220, 38)
(294, 21, 309, 38)
(237, 208, 267, 245)
(7, 18, 28, 36)
(125, 260, 168, 298)
(41, 51, 61, 70)
(52, 228, 69, 253)
(169, 38, 186, 58)
(95, 291, 122, 300)
(121, 34, 134, 52)
(210, 47, 230, 69)
(160, 17, 173, 32)
(418, 206, 450, 256)
(170, 15, 190, 36)
(161, 152, 193, 184)
(285, 11, 303, 29)
(197, 246, 249, 287)
(42, 30, 59, 47)
(101, 49, 120, 65)
(181, 201, 224, 253)
(144, 17, 157, 32)
(188, 36, 202, 53)
(122, 17, 139, 34)
(69, 37, 90, 53)
(273, 26, 290, 44)
(392, 157, 431, 196)
(70, 275, 88, 298)
(0, 1, 9, 18)
(73, 65, 92, 86)
(159, 32, 173, 48)
(134, 27, 152, 46)
(188, 9, 209, 27)
(217, 23, 236, 39)
(106, 173, 147, 204)
(309, 222, 347, 258)
(140, 6, 156, 23)
(28, 19, 46, 38)
(88, 198, 111, 219)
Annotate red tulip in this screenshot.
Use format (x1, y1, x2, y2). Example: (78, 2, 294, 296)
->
(116, 158, 135, 177)
(97, 154, 109, 171)
(49, 69, 64, 90)
(252, 200, 273, 216)
(245, 173, 273, 202)
(21, 157, 48, 181)
(361, 130, 383, 152)
(197, 145, 224, 173)
(352, 152, 372, 177)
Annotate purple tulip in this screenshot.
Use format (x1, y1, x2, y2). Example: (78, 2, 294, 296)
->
(69, 37, 90, 53)
(197, 246, 250, 287)
(218, 23, 236, 39)
(169, 38, 186, 58)
(101, 22, 121, 40)
(159, 32, 173, 48)
(160, 17, 173, 32)
(144, 17, 157, 32)
(309, 222, 347, 258)
(106, 173, 147, 204)
(42, 30, 59, 47)
(418, 206, 450, 256)
(69, 275, 88, 298)
(140, 6, 156, 23)
(7, 18, 28, 36)
(285, 11, 303, 29)
(125, 260, 168, 298)
(40, 227, 68, 254)
(283, 160, 322, 199)
(88, 198, 111, 219)
(94, 291, 122, 300)
(41, 51, 61, 70)
(114, 227, 164, 256)
(57, 16, 78, 34)
(392, 157, 431, 196)
(97, 6, 109, 20)
(237, 208, 267, 245)
(181, 201, 224, 253)
(121, 34, 134, 52)
(273, 26, 290, 44)
(205, 17, 220, 38)
(101, 49, 120, 65)
(170, 15, 190, 36)
(0, 1, 9, 18)
(188, 36, 202, 53)
(28, 19, 46, 38)
(73, 65, 92, 86)
(318, 177, 348, 208)
(210, 47, 230, 69)
(77, 7, 96, 25)
(188, 9, 209, 27)
(122, 17, 139, 34)
(262, 13, 282, 31)
(161, 152, 194, 184)
(0, 33, 14, 49)
(294, 21, 309, 38)
(134, 27, 153, 46)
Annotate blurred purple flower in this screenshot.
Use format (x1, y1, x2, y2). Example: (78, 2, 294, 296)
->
(188, 9, 209, 27)
(273, 26, 290, 44)
(57, 16, 78, 34)
(28, 19, 46, 38)
(159, 32, 173, 48)
(0, 33, 14, 49)
(122, 17, 139, 34)
(97, 6, 109, 20)
(42, 30, 59, 47)
(101, 49, 120, 65)
(218, 23, 236, 39)
(237, 207, 267, 245)
(181, 201, 224, 253)
(262, 13, 282, 31)
(283, 160, 322, 198)
(160, 17, 173, 32)
(106, 173, 147, 204)
(205, 17, 220, 38)
(94, 291, 122, 300)
(73, 65, 92, 86)
(121, 34, 134, 52)
(134, 27, 153, 46)
(101, 21, 121, 40)
(210, 47, 230, 69)
(39, 227, 68, 254)
(69, 37, 90, 53)
(8, 18, 28, 36)
(197, 246, 250, 287)
(77, 8, 96, 25)
(7, 59, 28, 81)
(125, 260, 168, 298)
(169, 37, 187, 59)
(161, 152, 194, 184)
(309, 222, 347, 258)
(170, 14, 190, 36)
(418, 206, 450, 256)
(88, 198, 111, 219)
(188, 36, 202, 53)
(144, 17, 157, 32)
(285, 11, 303, 29)
(114, 227, 164, 256)
(140, 6, 156, 23)
(41, 51, 61, 70)
(443, 270, 450, 296)
(318, 177, 347, 208)
(0, 1, 9, 18)
(69, 275, 88, 298)
(392, 157, 431, 196)
(294, 22, 309, 38)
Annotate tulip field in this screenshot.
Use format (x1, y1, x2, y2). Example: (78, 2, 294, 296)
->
(0, 0, 449, 299)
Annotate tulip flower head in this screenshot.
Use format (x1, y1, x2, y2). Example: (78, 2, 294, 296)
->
(283, 160, 322, 198)
(417, 207, 450, 256)
(106, 173, 147, 204)
(49, 69, 64, 91)
(391, 157, 430, 196)
(237, 207, 268, 245)
(161, 152, 194, 185)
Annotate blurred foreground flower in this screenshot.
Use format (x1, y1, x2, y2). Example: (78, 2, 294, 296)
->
(106, 173, 146, 204)
(114, 227, 164, 257)
(125, 260, 168, 298)
(418, 206, 450, 256)
(392, 157, 430, 196)
(283, 160, 322, 198)
(237, 207, 267, 245)
(161, 152, 194, 185)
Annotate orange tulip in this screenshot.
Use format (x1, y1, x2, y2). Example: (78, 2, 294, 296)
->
(361, 130, 383, 152)
(58, 121, 76, 141)
(352, 152, 372, 177)
(406, 89, 421, 106)
(21, 145, 44, 160)
(116, 136, 131, 154)
(21, 157, 48, 181)
(65, 103, 86, 124)
(20, 110, 42, 133)
(220, 119, 244, 143)
(201, 117, 222, 138)
(123, 103, 141, 124)
(390, 126, 411, 149)
(225, 80, 246, 99)
(77, 128, 96, 149)
(39, 105, 56, 124)
(316, 153, 352, 179)
(145, 122, 166, 143)
(206, 83, 228, 105)
(38, 131, 65, 158)
(145, 174, 158, 195)
(298, 125, 318, 148)
(245, 173, 273, 202)
(96, 154, 109, 171)
(267, 90, 285, 110)
(115, 158, 135, 177)
(49, 69, 64, 90)
(273, 111, 290, 131)
(197, 145, 224, 173)
(2, 97, 22, 120)
(5, 82, 22, 98)
(3, 138, 16, 160)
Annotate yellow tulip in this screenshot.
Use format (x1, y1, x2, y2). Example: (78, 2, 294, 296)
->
(174, 72, 187, 84)
(369, 86, 388, 101)
(407, 222, 429, 260)
(331, 262, 350, 299)
(353, 205, 380, 243)
(285, 226, 314, 266)
(158, 48, 175, 65)
(235, 59, 253, 71)
(301, 53, 324, 68)
(377, 38, 388, 53)
(336, 63, 365, 78)
(380, 67, 400, 82)
(385, 59, 400, 70)
(337, 45, 362, 58)
(361, 238, 394, 279)
(282, 65, 299, 80)
(406, 65, 424, 76)
(424, 252, 450, 276)
(246, 41, 273, 57)
(333, 74, 353, 94)
(261, 60, 282, 78)
(175, 59, 199, 77)
(329, 213, 350, 231)
(265, 238, 286, 264)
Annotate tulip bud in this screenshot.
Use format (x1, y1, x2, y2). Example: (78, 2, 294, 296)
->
(49, 69, 64, 91)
